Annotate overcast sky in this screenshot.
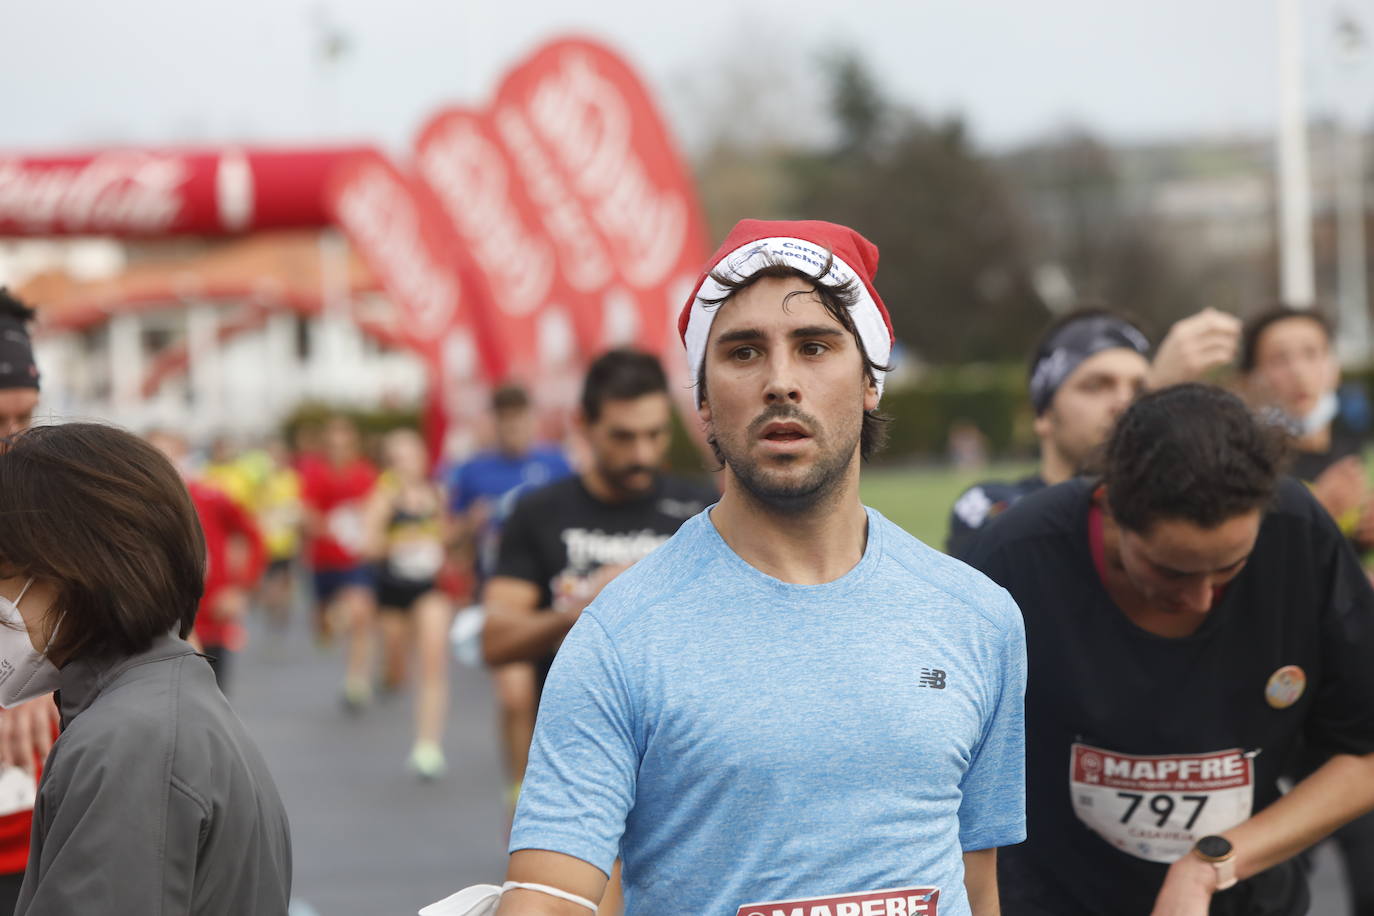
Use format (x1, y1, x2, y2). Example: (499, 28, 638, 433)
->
(2, 0, 1371, 159)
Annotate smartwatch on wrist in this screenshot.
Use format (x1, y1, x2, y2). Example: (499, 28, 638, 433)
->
(1192, 835, 1238, 891)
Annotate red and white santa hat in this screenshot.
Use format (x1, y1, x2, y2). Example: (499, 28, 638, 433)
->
(678, 218, 895, 400)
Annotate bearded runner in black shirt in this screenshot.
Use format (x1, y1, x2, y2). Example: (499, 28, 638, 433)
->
(482, 349, 715, 698)
(490, 473, 713, 694)
(965, 384, 1374, 915)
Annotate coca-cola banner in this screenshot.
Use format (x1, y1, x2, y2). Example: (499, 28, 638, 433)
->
(493, 38, 709, 358)
(0, 146, 370, 237)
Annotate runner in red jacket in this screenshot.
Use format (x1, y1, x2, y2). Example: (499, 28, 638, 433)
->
(188, 479, 266, 691)
(146, 431, 267, 693)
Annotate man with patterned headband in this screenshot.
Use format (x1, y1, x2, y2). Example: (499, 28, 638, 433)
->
(440, 219, 1026, 916)
(946, 307, 1240, 558)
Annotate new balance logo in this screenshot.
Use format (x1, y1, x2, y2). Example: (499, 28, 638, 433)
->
(919, 668, 946, 690)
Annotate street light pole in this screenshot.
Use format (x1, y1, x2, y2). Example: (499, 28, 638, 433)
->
(1334, 11, 1370, 366)
(1277, 0, 1317, 309)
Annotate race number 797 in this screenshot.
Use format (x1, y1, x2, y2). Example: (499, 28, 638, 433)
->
(1117, 792, 1209, 830)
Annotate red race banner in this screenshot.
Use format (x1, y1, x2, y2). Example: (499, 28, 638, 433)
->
(324, 150, 496, 457)
(0, 38, 713, 450)
(415, 107, 589, 380)
(494, 37, 709, 358)
(0, 146, 370, 237)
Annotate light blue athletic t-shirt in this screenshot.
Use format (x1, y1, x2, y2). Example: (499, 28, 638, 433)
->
(511, 507, 1026, 916)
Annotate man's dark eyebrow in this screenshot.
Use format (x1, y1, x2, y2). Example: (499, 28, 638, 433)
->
(1154, 553, 1252, 577)
(713, 325, 846, 346)
(713, 327, 765, 346)
(790, 326, 845, 340)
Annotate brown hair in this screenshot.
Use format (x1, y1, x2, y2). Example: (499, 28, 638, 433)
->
(1102, 384, 1286, 533)
(0, 423, 205, 663)
(1240, 305, 1332, 373)
(491, 383, 531, 412)
(581, 349, 669, 423)
(697, 255, 892, 461)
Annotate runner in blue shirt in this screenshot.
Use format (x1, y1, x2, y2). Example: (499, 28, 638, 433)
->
(447, 384, 571, 807)
(448, 384, 572, 584)
(484, 220, 1026, 916)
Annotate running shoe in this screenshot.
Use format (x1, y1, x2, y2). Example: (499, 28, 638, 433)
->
(341, 678, 372, 715)
(408, 742, 447, 780)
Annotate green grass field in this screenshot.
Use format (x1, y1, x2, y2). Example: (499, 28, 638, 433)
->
(859, 462, 1036, 549)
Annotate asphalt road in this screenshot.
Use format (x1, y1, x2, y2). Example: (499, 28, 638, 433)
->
(233, 611, 509, 916)
(231, 604, 1354, 916)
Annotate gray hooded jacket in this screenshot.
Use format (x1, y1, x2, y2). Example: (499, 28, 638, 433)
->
(15, 635, 292, 915)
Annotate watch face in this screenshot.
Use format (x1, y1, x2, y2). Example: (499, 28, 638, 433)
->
(1196, 835, 1232, 859)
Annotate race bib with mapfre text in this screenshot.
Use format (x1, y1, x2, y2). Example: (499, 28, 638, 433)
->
(1070, 742, 1255, 863)
(736, 886, 939, 916)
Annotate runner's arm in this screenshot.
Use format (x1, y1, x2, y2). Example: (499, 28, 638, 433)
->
(443, 464, 482, 551)
(484, 492, 579, 664)
(444, 501, 480, 552)
(483, 576, 577, 665)
(360, 484, 393, 561)
(962, 848, 1000, 916)
(1152, 750, 1374, 913)
(1146, 307, 1241, 389)
(495, 850, 607, 915)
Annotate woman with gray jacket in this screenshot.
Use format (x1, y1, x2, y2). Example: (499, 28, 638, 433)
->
(0, 422, 292, 915)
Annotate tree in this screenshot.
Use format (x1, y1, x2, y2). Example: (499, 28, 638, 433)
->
(785, 52, 1048, 363)
(998, 130, 1207, 335)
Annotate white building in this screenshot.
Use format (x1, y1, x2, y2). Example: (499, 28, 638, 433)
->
(4, 231, 430, 441)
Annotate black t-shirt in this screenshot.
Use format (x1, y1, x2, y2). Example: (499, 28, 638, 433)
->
(964, 478, 1374, 916)
(494, 474, 716, 691)
(1290, 415, 1366, 483)
(945, 473, 1046, 558)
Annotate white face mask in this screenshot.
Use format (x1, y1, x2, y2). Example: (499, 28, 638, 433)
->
(1296, 391, 1339, 436)
(0, 579, 63, 709)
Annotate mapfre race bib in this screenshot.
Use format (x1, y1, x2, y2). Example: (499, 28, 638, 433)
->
(1070, 742, 1255, 863)
(388, 540, 444, 581)
(736, 886, 939, 916)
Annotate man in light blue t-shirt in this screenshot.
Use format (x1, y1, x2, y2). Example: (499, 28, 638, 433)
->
(496, 220, 1026, 916)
